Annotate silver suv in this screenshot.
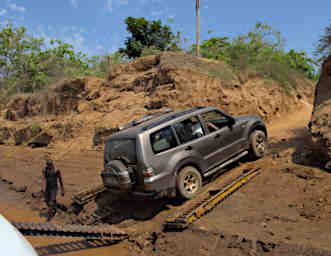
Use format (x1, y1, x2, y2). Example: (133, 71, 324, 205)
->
(101, 106, 267, 200)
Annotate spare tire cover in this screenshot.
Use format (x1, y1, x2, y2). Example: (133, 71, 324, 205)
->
(103, 160, 132, 191)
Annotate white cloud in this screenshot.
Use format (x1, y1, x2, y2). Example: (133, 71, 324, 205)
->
(70, 0, 78, 8)
(8, 3, 26, 13)
(0, 9, 7, 16)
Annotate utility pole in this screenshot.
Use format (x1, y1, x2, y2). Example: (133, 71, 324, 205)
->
(196, 0, 200, 57)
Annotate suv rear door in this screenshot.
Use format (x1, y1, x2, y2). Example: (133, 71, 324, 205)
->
(200, 110, 243, 168)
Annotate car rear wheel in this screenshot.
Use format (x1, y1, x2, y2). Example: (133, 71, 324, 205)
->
(176, 166, 202, 200)
(249, 130, 266, 159)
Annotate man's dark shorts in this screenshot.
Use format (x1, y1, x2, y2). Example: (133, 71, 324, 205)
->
(45, 188, 58, 208)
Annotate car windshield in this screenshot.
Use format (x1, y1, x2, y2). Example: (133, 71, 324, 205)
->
(104, 139, 136, 165)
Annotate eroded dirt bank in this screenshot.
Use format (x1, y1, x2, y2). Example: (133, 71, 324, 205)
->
(0, 52, 314, 154)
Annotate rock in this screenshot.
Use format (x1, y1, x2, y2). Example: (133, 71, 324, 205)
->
(144, 99, 168, 110)
(256, 240, 277, 253)
(13, 127, 41, 145)
(28, 132, 53, 148)
(31, 190, 44, 199)
(1, 178, 13, 184)
(54, 78, 86, 95)
(10, 184, 27, 192)
(86, 90, 100, 101)
(4, 109, 16, 121)
(130, 55, 159, 72)
(0, 127, 11, 144)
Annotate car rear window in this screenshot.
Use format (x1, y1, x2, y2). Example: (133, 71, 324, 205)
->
(104, 139, 136, 165)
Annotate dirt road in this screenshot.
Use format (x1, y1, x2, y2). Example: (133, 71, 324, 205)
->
(3, 101, 331, 256)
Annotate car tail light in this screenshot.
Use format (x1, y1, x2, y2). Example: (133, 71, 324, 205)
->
(143, 167, 154, 177)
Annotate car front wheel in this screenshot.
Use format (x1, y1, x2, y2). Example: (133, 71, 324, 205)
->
(176, 166, 202, 200)
(249, 130, 266, 159)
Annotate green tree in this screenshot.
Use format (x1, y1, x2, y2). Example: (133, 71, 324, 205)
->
(189, 22, 318, 85)
(119, 17, 176, 58)
(285, 49, 318, 80)
(0, 23, 89, 94)
(315, 24, 331, 62)
(189, 37, 231, 60)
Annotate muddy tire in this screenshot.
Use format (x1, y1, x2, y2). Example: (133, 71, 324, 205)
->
(176, 166, 202, 200)
(249, 130, 266, 159)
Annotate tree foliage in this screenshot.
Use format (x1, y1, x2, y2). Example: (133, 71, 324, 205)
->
(0, 23, 91, 94)
(315, 24, 331, 62)
(189, 22, 319, 82)
(119, 17, 177, 58)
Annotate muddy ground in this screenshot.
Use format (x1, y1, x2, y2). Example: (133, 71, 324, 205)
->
(1, 102, 331, 256)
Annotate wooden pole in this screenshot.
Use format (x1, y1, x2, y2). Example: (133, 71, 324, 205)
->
(196, 0, 200, 57)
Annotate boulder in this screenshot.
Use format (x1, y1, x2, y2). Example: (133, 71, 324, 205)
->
(9, 184, 27, 193)
(28, 132, 53, 148)
(4, 109, 16, 121)
(53, 78, 86, 95)
(0, 127, 11, 144)
(130, 55, 159, 72)
(144, 99, 168, 110)
(13, 127, 41, 145)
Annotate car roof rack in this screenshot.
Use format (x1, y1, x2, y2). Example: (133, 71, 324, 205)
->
(119, 108, 173, 130)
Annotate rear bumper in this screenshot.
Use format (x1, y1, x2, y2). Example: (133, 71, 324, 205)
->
(101, 170, 175, 199)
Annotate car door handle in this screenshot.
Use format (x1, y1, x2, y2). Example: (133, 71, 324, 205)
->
(214, 133, 221, 138)
(185, 145, 192, 151)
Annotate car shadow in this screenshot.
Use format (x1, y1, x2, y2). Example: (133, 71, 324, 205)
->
(91, 191, 181, 225)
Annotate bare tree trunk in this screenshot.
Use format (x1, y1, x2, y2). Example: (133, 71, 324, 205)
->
(196, 0, 200, 57)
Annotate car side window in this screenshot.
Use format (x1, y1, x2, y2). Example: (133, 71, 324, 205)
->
(200, 110, 229, 132)
(173, 116, 205, 144)
(150, 126, 178, 154)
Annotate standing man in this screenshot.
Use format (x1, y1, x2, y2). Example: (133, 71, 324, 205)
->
(43, 159, 65, 221)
